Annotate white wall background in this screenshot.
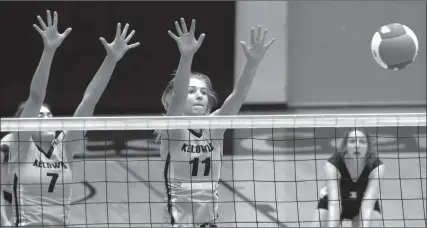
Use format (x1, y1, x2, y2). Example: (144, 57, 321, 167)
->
(235, 1, 426, 107)
(234, 1, 288, 105)
(287, 1, 426, 107)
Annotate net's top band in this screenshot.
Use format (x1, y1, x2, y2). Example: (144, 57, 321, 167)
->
(1, 113, 425, 132)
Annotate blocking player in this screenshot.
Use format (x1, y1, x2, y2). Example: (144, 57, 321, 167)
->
(157, 18, 274, 227)
(7, 10, 139, 226)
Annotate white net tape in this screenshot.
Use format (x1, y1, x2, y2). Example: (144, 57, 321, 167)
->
(1, 113, 425, 132)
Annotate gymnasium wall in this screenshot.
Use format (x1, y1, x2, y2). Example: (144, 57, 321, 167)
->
(234, 1, 288, 106)
(287, 1, 426, 107)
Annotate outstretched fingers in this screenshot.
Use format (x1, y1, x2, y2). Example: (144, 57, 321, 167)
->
(100, 22, 139, 50)
(239, 41, 249, 54)
(33, 24, 43, 36)
(174, 21, 183, 36)
(46, 10, 52, 27)
(250, 27, 256, 45)
(189, 19, 196, 35)
(264, 38, 276, 49)
(168, 30, 179, 41)
(32, 10, 73, 48)
(170, 18, 198, 40)
(197, 33, 206, 46)
(125, 30, 135, 43)
(180, 18, 188, 34)
(125, 29, 140, 49)
(248, 25, 275, 49)
(99, 37, 108, 47)
(256, 25, 262, 42)
(121, 23, 129, 39)
(115, 23, 122, 39)
(33, 10, 54, 35)
(61, 27, 72, 38)
(36, 15, 47, 30)
(127, 42, 140, 49)
(53, 11, 58, 27)
(260, 28, 268, 44)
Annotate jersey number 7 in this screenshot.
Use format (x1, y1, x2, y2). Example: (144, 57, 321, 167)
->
(47, 173, 59, 193)
(189, 157, 211, 176)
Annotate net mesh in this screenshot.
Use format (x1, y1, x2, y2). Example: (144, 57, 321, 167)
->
(1, 113, 426, 227)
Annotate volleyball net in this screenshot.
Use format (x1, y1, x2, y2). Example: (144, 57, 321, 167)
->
(1, 113, 426, 227)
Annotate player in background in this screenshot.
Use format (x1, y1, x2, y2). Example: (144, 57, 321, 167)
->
(157, 18, 275, 227)
(7, 10, 139, 226)
(311, 127, 385, 227)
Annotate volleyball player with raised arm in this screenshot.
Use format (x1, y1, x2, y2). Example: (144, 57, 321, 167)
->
(311, 128, 385, 227)
(158, 18, 275, 227)
(7, 10, 139, 227)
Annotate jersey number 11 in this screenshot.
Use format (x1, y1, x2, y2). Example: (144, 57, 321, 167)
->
(189, 157, 211, 176)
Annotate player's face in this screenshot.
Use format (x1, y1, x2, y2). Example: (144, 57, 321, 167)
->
(183, 78, 209, 116)
(346, 130, 369, 158)
(33, 106, 56, 143)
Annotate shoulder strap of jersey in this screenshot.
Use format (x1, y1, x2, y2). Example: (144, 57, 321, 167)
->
(366, 154, 383, 172)
(327, 152, 347, 177)
(188, 129, 203, 138)
(35, 144, 54, 159)
(35, 132, 65, 159)
(327, 152, 342, 167)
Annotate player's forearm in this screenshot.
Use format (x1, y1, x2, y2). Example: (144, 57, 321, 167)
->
(81, 56, 117, 106)
(28, 48, 56, 103)
(232, 61, 260, 102)
(173, 54, 194, 98)
(328, 205, 340, 227)
(217, 61, 259, 115)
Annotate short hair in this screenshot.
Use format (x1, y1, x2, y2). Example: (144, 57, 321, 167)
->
(14, 101, 51, 118)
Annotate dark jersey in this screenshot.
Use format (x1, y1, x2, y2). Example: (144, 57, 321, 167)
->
(328, 152, 382, 213)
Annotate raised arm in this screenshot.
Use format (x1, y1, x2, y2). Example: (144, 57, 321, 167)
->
(12, 10, 71, 160)
(361, 164, 385, 227)
(325, 162, 341, 227)
(166, 18, 205, 116)
(211, 26, 274, 116)
(61, 23, 140, 161)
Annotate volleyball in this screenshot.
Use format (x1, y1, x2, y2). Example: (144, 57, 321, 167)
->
(371, 23, 419, 70)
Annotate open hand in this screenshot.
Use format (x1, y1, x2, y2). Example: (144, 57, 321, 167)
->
(168, 18, 205, 56)
(240, 25, 275, 64)
(100, 23, 140, 62)
(33, 10, 72, 50)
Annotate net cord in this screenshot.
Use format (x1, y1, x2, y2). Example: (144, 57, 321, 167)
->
(1, 113, 425, 132)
